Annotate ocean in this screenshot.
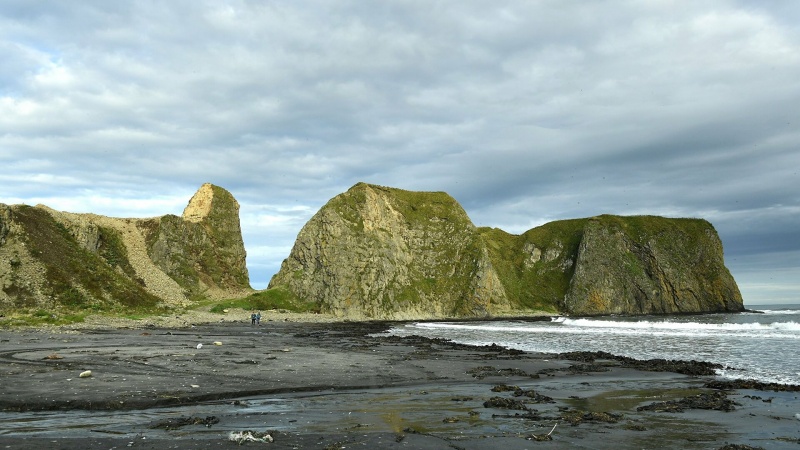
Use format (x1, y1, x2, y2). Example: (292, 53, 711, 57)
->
(385, 304, 800, 385)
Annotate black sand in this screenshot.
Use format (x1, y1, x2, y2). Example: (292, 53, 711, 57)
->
(0, 320, 798, 449)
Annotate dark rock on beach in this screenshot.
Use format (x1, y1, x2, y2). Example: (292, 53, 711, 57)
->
(637, 390, 739, 412)
(559, 350, 724, 375)
(150, 415, 220, 430)
(705, 379, 800, 392)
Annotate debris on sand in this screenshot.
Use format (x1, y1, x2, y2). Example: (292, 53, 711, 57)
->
(527, 423, 558, 441)
(79, 370, 92, 378)
(228, 430, 274, 444)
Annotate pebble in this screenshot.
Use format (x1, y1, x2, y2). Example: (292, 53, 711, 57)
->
(79, 370, 92, 378)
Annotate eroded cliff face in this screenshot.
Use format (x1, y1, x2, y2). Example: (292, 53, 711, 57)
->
(562, 215, 743, 315)
(0, 184, 251, 312)
(272, 185, 744, 318)
(142, 183, 250, 298)
(268, 183, 510, 319)
(479, 215, 743, 316)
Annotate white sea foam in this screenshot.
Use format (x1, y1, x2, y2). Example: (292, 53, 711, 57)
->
(395, 307, 800, 385)
(752, 309, 800, 315)
(409, 319, 800, 337)
(560, 318, 800, 333)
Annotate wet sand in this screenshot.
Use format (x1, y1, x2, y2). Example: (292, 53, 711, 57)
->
(0, 319, 798, 449)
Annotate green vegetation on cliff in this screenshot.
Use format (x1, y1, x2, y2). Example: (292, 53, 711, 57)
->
(479, 218, 586, 313)
(209, 286, 318, 314)
(269, 183, 508, 319)
(142, 184, 250, 296)
(9, 206, 162, 311)
(0, 184, 252, 325)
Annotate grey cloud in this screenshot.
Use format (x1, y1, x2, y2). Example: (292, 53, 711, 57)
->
(1, 1, 798, 301)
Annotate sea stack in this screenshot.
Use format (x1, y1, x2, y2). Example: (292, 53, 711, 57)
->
(268, 183, 511, 319)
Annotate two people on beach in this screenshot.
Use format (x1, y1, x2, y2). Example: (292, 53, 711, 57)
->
(250, 311, 261, 325)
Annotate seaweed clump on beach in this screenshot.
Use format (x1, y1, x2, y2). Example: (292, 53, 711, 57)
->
(560, 409, 622, 425)
(558, 351, 723, 375)
(705, 379, 800, 392)
(637, 390, 739, 413)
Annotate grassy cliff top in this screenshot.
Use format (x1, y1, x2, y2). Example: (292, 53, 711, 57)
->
(327, 182, 475, 228)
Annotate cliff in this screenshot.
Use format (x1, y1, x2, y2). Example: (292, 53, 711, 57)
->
(0, 184, 251, 312)
(270, 183, 744, 318)
(480, 215, 743, 316)
(268, 183, 511, 319)
(2, 181, 743, 319)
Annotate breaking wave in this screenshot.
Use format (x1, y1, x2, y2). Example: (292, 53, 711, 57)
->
(559, 318, 800, 334)
(393, 306, 800, 384)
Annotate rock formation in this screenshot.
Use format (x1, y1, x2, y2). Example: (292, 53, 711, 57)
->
(2, 181, 744, 319)
(0, 184, 251, 312)
(481, 215, 744, 316)
(268, 183, 512, 319)
(141, 183, 250, 299)
(270, 183, 744, 318)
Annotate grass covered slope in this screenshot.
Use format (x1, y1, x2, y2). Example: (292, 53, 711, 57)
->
(0, 205, 163, 314)
(0, 184, 253, 325)
(478, 218, 586, 313)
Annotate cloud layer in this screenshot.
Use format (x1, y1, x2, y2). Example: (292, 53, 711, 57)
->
(2, 1, 798, 304)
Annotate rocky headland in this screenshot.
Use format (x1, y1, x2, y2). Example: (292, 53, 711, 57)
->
(2, 182, 743, 321)
(269, 183, 743, 319)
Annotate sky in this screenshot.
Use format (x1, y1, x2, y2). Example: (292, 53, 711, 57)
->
(1, 1, 798, 305)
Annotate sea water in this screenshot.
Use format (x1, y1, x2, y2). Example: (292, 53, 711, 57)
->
(386, 304, 800, 385)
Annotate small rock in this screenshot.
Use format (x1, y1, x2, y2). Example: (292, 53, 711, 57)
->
(213, 341, 222, 346)
(196, 343, 203, 349)
(79, 370, 92, 378)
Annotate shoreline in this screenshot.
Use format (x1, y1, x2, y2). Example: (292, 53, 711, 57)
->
(1, 320, 798, 449)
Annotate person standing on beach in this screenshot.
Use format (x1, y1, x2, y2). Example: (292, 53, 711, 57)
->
(256, 311, 261, 325)
(250, 312, 257, 325)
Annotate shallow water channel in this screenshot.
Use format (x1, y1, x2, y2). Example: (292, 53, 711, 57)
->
(0, 383, 517, 441)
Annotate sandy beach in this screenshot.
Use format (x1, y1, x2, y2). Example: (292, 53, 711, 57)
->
(0, 314, 798, 449)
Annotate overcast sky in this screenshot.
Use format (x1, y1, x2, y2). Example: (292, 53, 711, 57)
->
(2, 1, 798, 305)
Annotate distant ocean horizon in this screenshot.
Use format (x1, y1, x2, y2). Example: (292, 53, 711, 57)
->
(385, 303, 800, 385)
